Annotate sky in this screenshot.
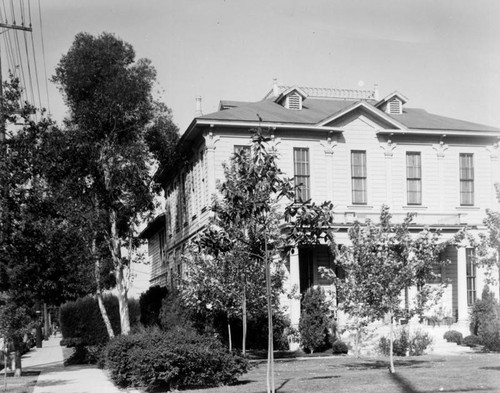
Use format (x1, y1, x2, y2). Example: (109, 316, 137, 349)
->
(3, 0, 500, 294)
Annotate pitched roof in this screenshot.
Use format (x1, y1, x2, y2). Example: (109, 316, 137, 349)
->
(391, 109, 500, 132)
(199, 97, 500, 133)
(201, 98, 358, 124)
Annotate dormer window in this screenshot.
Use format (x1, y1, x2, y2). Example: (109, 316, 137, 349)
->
(388, 97, 402, 114)
(375, 91, 407, 115)
(286, 92, 302, 110)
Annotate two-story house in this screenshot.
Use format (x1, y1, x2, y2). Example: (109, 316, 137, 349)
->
(140, 81, 500, 328)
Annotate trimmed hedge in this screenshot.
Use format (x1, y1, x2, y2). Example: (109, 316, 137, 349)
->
(105, 327, 249, 392)
(59, 295, 140, 346)
(463, 335, 482, 347)
(299, 287, 331, 353)
(332, 340, 348, 355)
(139, 285, 168, 327)
(443, 330, 463, 345)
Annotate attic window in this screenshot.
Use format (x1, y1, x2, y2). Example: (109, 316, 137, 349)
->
(388, 98, 402, 115)
(286, 92, 302, 110)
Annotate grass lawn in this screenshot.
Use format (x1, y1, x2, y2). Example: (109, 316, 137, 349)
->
(182, 353, 500, 393)
(0, 371, 40, 393)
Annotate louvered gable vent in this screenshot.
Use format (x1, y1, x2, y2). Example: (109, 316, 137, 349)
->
(388, 97, 402, 114)
(286, 92, 302, 110)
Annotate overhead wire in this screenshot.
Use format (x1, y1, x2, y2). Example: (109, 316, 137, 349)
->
(28, 0, 42, 111)
(0, 0, 47, 113)
(37, 0, 49, 113)
(21, 3, 37, 110)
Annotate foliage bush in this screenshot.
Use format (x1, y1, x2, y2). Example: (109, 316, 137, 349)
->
(469, 286, 500, 352)
(299, 286, 331, 353)
(443, 330, 463, 345)
(409, 328, 433, 355)
(59, 295, 140, 346)
(239, 311, 291, 351)
(104, 327, 249, 392)
(160, 291, 290, 350)
(331, 340, 348, 355)
(462, 335, 482, 347)
(139, 285, 168, 327)
(378, 328, 432, 356)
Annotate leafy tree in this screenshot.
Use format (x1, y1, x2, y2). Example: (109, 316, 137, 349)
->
(477, 183, 500, 299)
(299, 286, 331, 353)
(324, 206, 445, 372)
(192, 127, 295, 393)
(0, 77, 94, 376)
(469, 285, 500, 351)
(51, 32, 179, 335)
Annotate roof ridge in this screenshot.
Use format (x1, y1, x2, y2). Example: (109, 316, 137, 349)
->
(279, 85, 376, 100)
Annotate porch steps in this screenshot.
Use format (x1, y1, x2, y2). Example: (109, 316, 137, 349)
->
(423, 324, 472, 356)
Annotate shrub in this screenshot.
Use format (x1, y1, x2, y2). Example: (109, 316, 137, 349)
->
(463, 335, 482, 347)
(469, 286, 500, 352)
(105, 327, 249, 392)
(443, 330, 463, 345)
(379, 328, 432, 356)
(241, 311, 291, 351)
(299, 286, 331, 353)
(159, 291, 190, 331)
(332, 340, 348, 355)
(59, 295, 140, 347)
(139, 285, 168, 327)
(409, 329, 433, 355)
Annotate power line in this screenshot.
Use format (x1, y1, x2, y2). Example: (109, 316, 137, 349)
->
(36, 0, 49, 113)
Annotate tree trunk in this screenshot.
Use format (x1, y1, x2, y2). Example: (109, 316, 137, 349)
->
(93, 237, 115, 338)
(265, 238, 275, 393)
(242, 282, 247, 356)
(43, 303, 50, 339)
(109, 208, 131, 335)
(12, 337, 22, 377)
(389, 312, 395, 373)
(227, 321, 232, 352)
(355, 325, 360, 358)
(115, 266, 131, 335)
(102, 151, 131, 335)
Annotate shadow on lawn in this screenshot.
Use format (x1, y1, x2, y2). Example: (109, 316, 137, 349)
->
(341, 359, 439, 371)
(390, 371, 495, 393)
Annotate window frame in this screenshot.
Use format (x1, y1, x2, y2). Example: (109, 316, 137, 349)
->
(406, 151, 422, 205)
(293, 147, 311, 202)
(351, 150, 367, 205)
(159, 228, 166, 265)
(459, 153, 474, 206)
(466, 248, 476, 306)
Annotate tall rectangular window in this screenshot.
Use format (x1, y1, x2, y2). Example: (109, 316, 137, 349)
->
(351, 151, 367, 204)
(294, 148, 310, 202)
(406, 152, 422, 205)
(466, 248, 476, 306)
(460, 153, 474, 206)
(159, 229, 166, 264)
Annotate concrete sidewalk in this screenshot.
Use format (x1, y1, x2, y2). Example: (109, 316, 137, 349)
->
(22, 334, 138, 393)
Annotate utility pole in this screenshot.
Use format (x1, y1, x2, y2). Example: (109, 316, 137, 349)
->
(0, 22, 32, 141)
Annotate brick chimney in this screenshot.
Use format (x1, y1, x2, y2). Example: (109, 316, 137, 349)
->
(195, 96, 203, 117)
(272, 78, 280, 97)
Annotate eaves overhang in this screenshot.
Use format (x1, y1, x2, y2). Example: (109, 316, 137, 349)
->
(377, 128, 500, 138)
(139, 213, 165, 239)
(194, 118, 344, 132)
